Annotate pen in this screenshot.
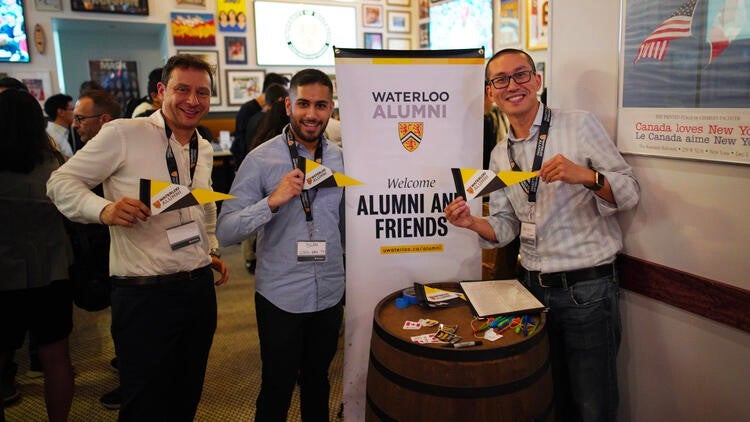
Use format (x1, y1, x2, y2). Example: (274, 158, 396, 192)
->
(445, 340, 482, 349)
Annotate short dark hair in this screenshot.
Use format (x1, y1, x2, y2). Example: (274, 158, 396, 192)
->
(79, 80, 104, 95)
(147, 67, 164, 95)
(161, 54, 214, 94)
(0, 77, 28, 92)
(485, 48, 537, 81)
(263, 73, 290, 92)
(44, 94, 74, 120)
(264, 83, 289, 105)
(0, 89, 53, 173)
(289, 69, 333, 100)
(79, 90, 122, 119)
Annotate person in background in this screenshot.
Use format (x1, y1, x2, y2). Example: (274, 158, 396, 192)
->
(243, 83, 289, 158)
(44, 94, 75, 158)
(47, 54, 229, 421)
(217, 69, 344, 421)
(247, 99, 290, 152)
(131, 67, 164, 118)
(444, 48, 640, 422)
(0, 88, 74, 422)
(0, 76, 27, 92)
(72, 90, 121, 144)
(79, 80, 105, 96)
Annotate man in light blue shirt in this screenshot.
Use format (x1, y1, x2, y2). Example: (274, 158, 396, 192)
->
(217, 69, 344, 421)
(445, 49, 640, 422)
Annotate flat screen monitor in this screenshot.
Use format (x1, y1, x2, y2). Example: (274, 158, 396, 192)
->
(0, 0, 30, 63)
(254, 1, 356, 66)
(429, 0, 493, 58)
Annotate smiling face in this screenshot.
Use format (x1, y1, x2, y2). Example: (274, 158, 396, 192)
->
(158, 66, 211, 142)
(286, 82, 334, 146)
(485, 51, 541, 125)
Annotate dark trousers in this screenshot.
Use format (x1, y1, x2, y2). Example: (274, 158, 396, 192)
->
(111, 268, 217, 422)
(521, 269, 621, 422)
(254, 292, 343, 422)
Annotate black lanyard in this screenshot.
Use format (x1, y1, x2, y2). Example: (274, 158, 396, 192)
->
(507, 106, 551, 203)
(285, 126, 323, 222)
(163, 115, 199, 186)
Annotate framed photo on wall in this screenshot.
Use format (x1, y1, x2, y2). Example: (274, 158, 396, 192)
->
(499, 0, 521, 46)
(226, 69, 265, 106)
(526, 0, 549, 50)
(10, 72, 52, 104)
(363, 4, 384, 28)
(225, 36, 247, 64)
(387, 11, 411, 33)
(35, 0, 62, 11)
(387, 0, 411, 6)
(176, 49, 222, 105)
(364, 32, 383, 49)
(387, 37, 411, 50)
(71, 0, 149, 15)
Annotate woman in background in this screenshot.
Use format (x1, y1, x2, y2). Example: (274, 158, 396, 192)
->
(0, 88, 74, 422)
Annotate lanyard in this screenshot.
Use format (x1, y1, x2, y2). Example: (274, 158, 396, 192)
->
(163, 115, 199, 186)
(507, 106, 551, 203)
(285, 126, 323, 222)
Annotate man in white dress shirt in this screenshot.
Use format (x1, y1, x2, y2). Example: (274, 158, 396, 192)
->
(43, 94, 75, 158)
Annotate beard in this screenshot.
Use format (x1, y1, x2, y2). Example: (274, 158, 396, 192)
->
(289, 117, 328, 144)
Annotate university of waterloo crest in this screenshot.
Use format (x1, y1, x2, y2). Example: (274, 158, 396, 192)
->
(398, 122, 424, 152)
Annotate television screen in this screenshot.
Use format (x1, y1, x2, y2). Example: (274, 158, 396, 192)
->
(0, 0, 30, 63)
(254, 1, 356, 66)
(429, 0, 493, 58)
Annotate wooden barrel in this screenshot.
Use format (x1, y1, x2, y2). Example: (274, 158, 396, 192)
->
(366, 283, 553, 421)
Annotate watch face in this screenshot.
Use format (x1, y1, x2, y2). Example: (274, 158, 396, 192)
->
(285, 9, 332, 60)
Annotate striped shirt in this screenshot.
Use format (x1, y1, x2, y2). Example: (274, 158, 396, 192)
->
(482, 105, 640, 273)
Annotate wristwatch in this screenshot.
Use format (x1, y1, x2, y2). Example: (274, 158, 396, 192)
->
(587, 170, 605, 191)
(209, 248, 221, 258)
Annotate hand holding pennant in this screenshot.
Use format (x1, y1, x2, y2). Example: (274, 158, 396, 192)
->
(139, 179, 236, 215)
(451, 168, 537, 201)
(297, 157, 363, 189)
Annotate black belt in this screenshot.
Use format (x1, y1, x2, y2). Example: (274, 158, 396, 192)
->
(113, 265, 211, 287)
(521, 263, 614, 288)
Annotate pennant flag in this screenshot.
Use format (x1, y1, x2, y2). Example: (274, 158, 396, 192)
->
(139, 179, 235, 215)
(707, 0, 747, 63)
(451, 168, 537, 201)
(634, 0, 699, 64)
(297, 157, 363, 189)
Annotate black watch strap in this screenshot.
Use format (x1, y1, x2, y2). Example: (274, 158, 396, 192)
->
(587, 170, 605, 191)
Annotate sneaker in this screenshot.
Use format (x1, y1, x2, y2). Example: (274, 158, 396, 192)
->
(99, 386, 121, 410)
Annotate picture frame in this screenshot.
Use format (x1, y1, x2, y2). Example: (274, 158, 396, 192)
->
(418, 22, 429, 48)
(88, 60, 140, 115)
(362, 4, 384, 28)
(225, 69, 265, 106)
(70, 0, 149, 15)
(10, 71, 52, 104)
(177, 49, 222, 105)
(386, 0, 411, 6)
(224, 36, 247, 65)
(35, 0, 63, 11)
(526, 0, 549, 51)
(499, 0, 522, 46)
(175, 0, 206, 7)
(171, 12, 216, 46)
(536, 61, 545, 94)
(418, 0, 429, 19)
(387, 37, 411, 50)
(387, 11, 411, 34)
(364, 32, 383, 49)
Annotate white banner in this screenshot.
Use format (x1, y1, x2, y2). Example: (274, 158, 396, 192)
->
(335, 48, 485, 420)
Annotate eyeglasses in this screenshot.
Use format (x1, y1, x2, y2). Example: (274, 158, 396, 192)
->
(486, 70, 536, 89)
(73, 114, 103, 124)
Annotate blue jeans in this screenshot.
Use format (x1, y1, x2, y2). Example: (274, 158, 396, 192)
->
(521, 268, 621, 422)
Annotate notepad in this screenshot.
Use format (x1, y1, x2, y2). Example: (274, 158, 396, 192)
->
(459, 279, 545, 318)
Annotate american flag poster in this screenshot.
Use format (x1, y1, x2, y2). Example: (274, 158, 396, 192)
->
(617, 0, 750, 165)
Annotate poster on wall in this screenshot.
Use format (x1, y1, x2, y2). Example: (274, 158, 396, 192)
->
(71, 0, 148, 15)
(618, 0, 750, 165)
(217, 0, 247, 32)
(171, 12, 216, 46)
(526, 0, 549, 50)
(88, 60, 140, 114)
(499, 0, 521, 46)
(10, 71, 52, 103)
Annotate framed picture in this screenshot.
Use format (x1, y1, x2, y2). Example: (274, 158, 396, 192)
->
(88, 60, 140, 114)
(225, 36, 247, 65)
(71, 0, 149, 15)
(362, 4, 384, 28)
(177, 50, 222, 105)
(386, 0, 411, 6)
(499, 0, 521, 46)
(226, 69, 265, 106)
(364, 32, 383, 49)
(418, 22, 429, 48)
(387, 11, 411, 33)
(175, 0, 206, 6)
(387, 37, 411, 50)
(418, 0, 429, 19)
(35, 0, 62, 11)
(171, 12, 216, 46)
(10, 72, 52, 104)
(526, 0, 549, 51)
(536, 62, 545, 94)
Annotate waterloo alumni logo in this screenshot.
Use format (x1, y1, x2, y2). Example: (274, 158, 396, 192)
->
(398, 122, 424, 152)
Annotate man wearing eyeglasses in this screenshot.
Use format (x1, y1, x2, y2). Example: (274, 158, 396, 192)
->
(72, 90, 121, 144)
(444, 48, 640, 422)
(48, 54, 229, 421)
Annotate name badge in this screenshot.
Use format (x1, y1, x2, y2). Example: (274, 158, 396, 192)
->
(520, 222, 537, 249)
(166, 220, 201, 250)
(297, 240, 327, 262)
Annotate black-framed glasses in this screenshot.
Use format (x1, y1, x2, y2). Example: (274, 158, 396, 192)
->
(486, 70, 536, 89)
(73, 114, 103, 124)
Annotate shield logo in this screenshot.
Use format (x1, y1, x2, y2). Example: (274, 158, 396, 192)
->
(153, 200, 162, 209)
(398, 122, 424, 152)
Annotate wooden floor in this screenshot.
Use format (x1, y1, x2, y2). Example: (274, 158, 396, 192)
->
(4, 244, 344, 421)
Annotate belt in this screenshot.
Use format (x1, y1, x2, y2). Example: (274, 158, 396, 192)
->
(112, 265, 211, 287)
(521, 263, 614, 288)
